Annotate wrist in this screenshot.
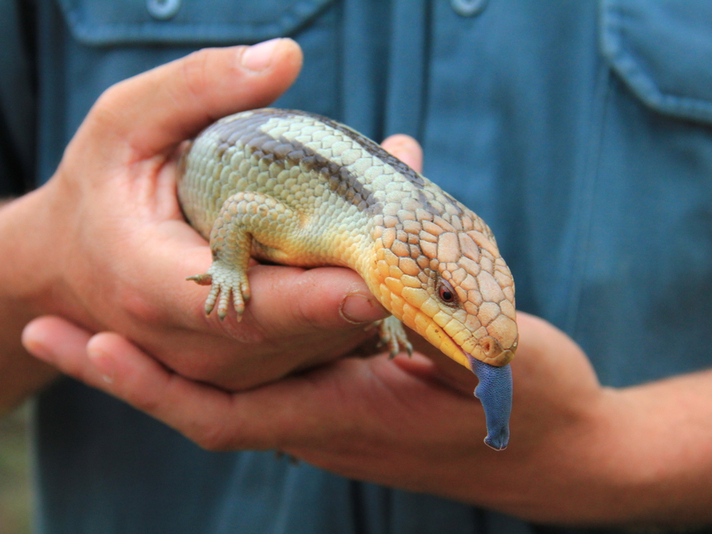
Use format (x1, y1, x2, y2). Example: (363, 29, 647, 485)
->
(0, 187, 64, 316)
(0, 187, 68, 410)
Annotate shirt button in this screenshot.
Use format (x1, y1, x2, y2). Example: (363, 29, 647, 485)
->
(147, 0, 181, 20)
(451, 0, 488, 17)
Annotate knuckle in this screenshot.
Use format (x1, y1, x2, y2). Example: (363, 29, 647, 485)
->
(191, 422, 241, 452)
(179, 48, 215, 106)
(187, 411, 277, 453)
(86, 83, 128, 134)
(129, 390, 163, 415)
(293, 299, 323, 331)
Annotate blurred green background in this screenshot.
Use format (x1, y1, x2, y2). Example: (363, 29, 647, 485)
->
(0, 405, 32, 534)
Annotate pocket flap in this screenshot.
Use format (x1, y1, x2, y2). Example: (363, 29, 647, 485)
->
(600, 0, 712, 124)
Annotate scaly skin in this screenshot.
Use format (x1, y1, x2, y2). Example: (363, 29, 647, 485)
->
(178, 108, 518, 449)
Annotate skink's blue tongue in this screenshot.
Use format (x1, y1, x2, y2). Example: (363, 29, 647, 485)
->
(466, 356, 512, 450)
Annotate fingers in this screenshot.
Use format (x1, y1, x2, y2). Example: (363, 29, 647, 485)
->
(159, 265, 389, 389)
(22, 313, 485, 463)
(73, 39, 303, 161)
(22, 317, 102, 387)
(22, 315, 299, 450)
(381, 134, 423, 173)
(215, 265, 389, 335)
(23, 317, 239, 444)
(85, 331, 247, 449)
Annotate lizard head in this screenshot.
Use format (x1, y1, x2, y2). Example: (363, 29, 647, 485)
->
(370, 211, 518, 369)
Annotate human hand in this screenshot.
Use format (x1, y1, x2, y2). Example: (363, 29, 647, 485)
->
(15, 39, 399, 394)
(20, 95, 629, 525)
(27, 298, 654, 527)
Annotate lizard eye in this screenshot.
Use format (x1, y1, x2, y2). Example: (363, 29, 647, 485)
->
(437, 279, 458, 305)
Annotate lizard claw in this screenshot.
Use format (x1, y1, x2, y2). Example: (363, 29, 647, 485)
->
(186, 273, 213, 285)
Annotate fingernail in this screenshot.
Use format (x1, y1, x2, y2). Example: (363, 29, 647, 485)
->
(21, 325, 53, 362)
(88, 346, 115, 384)
(23, 337, 52, 362)
(340, 292, 389, 324)
(241, 38, 281, 72)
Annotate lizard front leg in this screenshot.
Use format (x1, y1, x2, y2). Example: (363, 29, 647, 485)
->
(188, 191, 299, 320)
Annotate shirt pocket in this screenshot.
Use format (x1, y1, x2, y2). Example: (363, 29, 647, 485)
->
(57, 0, 333, 45)
(600, 0, 712, 125)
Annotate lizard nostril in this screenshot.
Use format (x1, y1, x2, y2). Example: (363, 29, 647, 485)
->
(479, 336, 506, 358)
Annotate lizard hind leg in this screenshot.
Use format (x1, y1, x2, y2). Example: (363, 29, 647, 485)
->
(188, 191, 300, 321)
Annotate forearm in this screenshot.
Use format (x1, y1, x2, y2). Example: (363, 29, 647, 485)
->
(587, 370, 712, 528)
(0, 193, 61, 412)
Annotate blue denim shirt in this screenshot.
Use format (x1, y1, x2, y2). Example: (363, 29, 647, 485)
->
(2, 1, 711, 532)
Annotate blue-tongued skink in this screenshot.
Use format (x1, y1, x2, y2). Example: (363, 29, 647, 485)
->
(178, 108, 518, 450)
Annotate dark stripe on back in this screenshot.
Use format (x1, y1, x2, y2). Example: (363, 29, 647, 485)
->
(210, 109, 381, 214)
(285, 109, 427, 188)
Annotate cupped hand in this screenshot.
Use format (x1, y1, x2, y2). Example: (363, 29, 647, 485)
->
(18, 40, 394, 390)
(25, 304, 637, 526)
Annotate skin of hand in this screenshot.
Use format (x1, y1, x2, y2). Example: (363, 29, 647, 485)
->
(23, 310, 712, 529)
(0, 39, 397, 411)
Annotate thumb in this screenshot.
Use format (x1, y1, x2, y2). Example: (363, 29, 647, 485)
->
(71, 39, 303, 161)
(381, 134, 423, 173)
